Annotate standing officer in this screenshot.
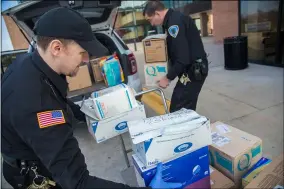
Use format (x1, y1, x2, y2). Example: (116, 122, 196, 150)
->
(143, 0, 208, 113)
(1, 7, 181, 189)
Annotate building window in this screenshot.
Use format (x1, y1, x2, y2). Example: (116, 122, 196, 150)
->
(240, 0, 282, 65)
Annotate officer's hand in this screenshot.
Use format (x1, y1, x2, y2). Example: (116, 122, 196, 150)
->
(149, 163, 183, 189)
(158, 76, 170, 89)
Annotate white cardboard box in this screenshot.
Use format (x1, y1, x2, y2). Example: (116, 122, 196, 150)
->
(85, 103, 146, 143)
(91, 84, 138, 120)
(144, 63, 167, 87)
(128, 109, 212, 167)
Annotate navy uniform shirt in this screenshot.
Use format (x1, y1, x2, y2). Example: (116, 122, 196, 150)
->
(163, 9, 207, 80)
(1, 51, 146, 189)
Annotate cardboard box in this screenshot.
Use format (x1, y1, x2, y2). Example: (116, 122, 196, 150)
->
(133, 146, 210, 188)
(86, 103, 146, 143)
(91, 84, 138, 120)
(210, 165, 235, 188)
(66, 65, 92, 91)
(128, 109, 212, 167)
(245, 154, 283, 189)
(90, 58, 104, 83)
(209, 121, 263, 187)
(143, 34, 168, 63)
(144, 63, 167, 87)
(242, 157, 272, 188)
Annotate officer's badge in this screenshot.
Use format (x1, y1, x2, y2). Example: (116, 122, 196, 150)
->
(168, 25, 179, 38)
(37, 110, 66, 128)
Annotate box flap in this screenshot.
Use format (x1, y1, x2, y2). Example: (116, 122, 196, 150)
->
(210, 121, 262, 157)
(80, 98, 99, 120)
(143, 34, 167, 41)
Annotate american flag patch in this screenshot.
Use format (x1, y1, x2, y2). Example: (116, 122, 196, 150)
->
(37, 110, 66, 128)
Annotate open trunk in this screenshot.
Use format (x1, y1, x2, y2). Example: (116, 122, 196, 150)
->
(2, 0, 121, 38)
(67, 32, 129, 102)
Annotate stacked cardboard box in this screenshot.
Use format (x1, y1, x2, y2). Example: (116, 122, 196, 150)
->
(209, 121, 263, 188)
(89, 58, 104, 83)
(142, 34, 168, 87)
(128, 109, 213, 188)
(210, 165, 235, 188)
(66, 65, 92, 91)
(80, 84, 146, 143)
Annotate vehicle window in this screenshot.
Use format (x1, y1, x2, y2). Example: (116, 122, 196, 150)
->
(113, 30, 129, 50)
(1, 50, 27, 75)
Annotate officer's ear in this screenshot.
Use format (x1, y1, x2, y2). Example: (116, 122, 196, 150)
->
(49, 40, 65, 56)
(155, 11, 160, 16)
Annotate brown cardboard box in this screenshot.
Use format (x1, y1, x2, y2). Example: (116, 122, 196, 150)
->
(209, 121, 262, 187)
(245, 154, 283, 189)
(91, 62, 103, 83)
(210, 165, 235, 188)
(143, 36, 168, 63)
(66, 65, 92, 91)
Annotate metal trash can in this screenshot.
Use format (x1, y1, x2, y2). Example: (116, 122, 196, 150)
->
(224, 36, 248, 70)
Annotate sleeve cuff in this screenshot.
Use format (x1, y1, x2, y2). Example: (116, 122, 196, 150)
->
(166, 72, 176, 81)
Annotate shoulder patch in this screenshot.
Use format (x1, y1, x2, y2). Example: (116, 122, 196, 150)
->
(37, 110, 66, 128)
(168, 25, 179, 38)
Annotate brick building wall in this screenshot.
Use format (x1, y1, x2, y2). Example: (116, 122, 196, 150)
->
(212, 1, 239, 44)
(3, 15, 29, 50)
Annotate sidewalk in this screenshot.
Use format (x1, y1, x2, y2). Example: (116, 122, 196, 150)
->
(134, 36, 283, 158)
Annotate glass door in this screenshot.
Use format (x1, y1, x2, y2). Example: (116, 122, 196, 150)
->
(240, 0, 283, 67)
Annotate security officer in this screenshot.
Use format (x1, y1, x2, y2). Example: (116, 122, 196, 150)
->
(1, 7, 182, 189)
(143, 1, 208, 113)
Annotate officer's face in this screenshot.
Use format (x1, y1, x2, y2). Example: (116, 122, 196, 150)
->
(61, 42, 89, 77)
(145, 12, 164, 26)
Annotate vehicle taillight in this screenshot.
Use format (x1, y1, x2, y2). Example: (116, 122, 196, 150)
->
(127, 52, 137, 75)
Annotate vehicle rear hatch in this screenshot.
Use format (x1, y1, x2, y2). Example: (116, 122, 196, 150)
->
(2, 0, 121, 40)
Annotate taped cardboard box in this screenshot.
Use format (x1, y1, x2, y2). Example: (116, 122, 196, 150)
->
(244, 154, 283, 189)
(85, 102, 146, 143)
(144, 63, 167, 87)
(91, 84, 138, 120)
(142, 34, 168, 63)
(128, 108, 212, 167)
(210, 165, 235, 188)
(209, 121, 263, 187)
(66, 65, 92, 91)
(133, 146, 210, 188)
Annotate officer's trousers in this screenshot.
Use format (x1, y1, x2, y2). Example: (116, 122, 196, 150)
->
(2, 161, 61, 189)
(170, 77, 206, 113)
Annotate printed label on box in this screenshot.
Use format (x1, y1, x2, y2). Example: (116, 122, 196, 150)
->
(211, 132, 231, 147)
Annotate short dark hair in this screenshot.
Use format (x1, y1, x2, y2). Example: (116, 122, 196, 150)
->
(36, 36, 73, 51)
(143, 0, 166, 17)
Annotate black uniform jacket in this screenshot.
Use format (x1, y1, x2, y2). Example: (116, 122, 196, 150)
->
(1, 51, 147, 189)
(163, 9, 207, 81)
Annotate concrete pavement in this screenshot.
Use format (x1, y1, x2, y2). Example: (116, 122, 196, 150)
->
(133, 37, 283, 158)
(2, 37, 283, 188)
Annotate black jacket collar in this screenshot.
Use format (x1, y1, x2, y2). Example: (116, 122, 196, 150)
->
(31, 50, 68, 97)
(163, 8, 174, 29)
